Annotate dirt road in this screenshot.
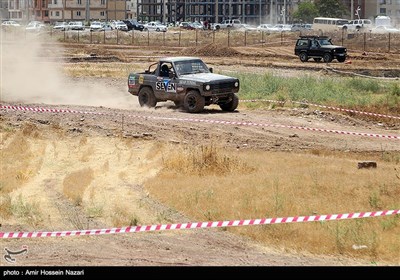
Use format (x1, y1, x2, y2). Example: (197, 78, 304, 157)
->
(1, 42, 399, 267)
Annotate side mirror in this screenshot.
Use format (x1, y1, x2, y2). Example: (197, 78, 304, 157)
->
(209, 67, 213, 73)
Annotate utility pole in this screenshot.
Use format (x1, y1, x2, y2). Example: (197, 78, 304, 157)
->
(283, 0, 286, 24)
(351, 0, 354, 20)
(269, 0, 273, 25)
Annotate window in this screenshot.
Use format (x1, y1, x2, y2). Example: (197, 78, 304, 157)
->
(54, 0, 57, 4)
(45, 11, 48, 16)
(101, 0, 105, 4)
(380, 8, 386, 14)
(100, 11, 105, 16)
(42, 0, 45, 8)
(77, 11, 81, 16)
(56, 11, 59, 16)
(78, 0, 82, 4)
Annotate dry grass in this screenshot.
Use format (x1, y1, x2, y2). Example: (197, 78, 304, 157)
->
(0, 127, 36, 194)
(62, 167, 94, 206)
(162, 143, 254, 176)
(145, 145, 400, 264)
(110, 205, 140, 227)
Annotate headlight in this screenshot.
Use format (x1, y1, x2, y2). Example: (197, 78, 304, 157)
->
(205, 85, 211, 90)
(234, 82, 239, 87)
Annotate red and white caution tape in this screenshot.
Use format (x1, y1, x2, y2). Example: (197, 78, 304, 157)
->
(1, 209, 398, 239)
(241, 99, 400, 120)
(2, 104, 399, 140)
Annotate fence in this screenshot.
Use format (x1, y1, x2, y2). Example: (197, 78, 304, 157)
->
(1, 27, 399, 53)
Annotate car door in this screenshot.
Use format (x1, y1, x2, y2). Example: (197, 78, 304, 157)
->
(154, 62, 177, 98)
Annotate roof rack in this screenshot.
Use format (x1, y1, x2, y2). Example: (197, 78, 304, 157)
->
(299, 35, 330, 39)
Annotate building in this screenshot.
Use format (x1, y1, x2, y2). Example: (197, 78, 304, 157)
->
(137, 0, 296, 25)
(2, 0, 398, 26)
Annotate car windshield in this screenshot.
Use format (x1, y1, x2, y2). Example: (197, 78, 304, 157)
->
(318, 38, 332, 45)
(174, 59, 210, 75)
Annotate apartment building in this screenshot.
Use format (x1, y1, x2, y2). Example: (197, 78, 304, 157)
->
(2, 0, 398, 25)
(137, 0, 296, 25)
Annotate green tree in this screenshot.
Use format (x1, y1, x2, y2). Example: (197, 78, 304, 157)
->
(314, 0, 348, 18)
(292, 1, 319, 24)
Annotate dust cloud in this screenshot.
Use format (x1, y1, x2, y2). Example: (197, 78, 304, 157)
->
(0, 35, 135, 110)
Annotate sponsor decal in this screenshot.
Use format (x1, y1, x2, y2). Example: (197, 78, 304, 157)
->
(138, 75, 144, 84)
(156, 79, 176, 93)
(180, 80, 196, 86)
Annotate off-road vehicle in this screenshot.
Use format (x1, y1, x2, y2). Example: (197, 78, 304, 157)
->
(294, 35, 347, 63)
(127, 57, 240, 113)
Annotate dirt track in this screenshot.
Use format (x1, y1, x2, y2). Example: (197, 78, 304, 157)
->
(0, 42, 399, 267)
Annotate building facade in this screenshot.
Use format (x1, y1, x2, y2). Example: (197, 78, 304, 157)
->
(1, 0, 398, 26)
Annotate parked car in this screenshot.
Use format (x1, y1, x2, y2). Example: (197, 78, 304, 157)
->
(179, 22, 195, 30)
(111, 20, 128, 31)
(53, 21, 68, 31)
(144, 21, 168, 32)
(240, 24, 258, 31)
(25, 21, 46, 32)
(371, 25, 400, 33)
(101, 22, 113, 31)
(257, 24, 274, 31)
(1, 20, 21, 27)
(191, 21, 204, 30)
(291, 23, 312, 32)
(90, 21, 103, 32)
(269, 24, 292, 32)
(66, 21, 85, 31)
(122, 20, 145, 31)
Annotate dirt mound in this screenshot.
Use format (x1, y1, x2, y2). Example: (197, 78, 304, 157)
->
(181, 43, 240, 57)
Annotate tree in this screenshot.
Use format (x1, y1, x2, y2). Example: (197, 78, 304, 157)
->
(314, 0, 348, 18)
(292, 1, 319, 24)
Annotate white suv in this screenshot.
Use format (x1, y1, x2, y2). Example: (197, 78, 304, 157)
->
(342, 19, 372, 31)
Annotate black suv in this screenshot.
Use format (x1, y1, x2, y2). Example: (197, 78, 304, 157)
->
(294, 36, 347, 63)
(123, 20, 145, 31)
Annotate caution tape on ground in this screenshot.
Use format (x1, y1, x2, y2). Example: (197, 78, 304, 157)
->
(240, 99, 400, 120)
(1, 105, 399, 140)
(1, 210, 398, 239)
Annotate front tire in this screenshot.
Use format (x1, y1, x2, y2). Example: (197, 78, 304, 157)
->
(337, 56, 346, 63)
(219, 94, 239, 112)
(299, 52, 308, 62)
(138, 87, 157, 108)
(184, 90, 205, 113)
(323, 53, 333, 63)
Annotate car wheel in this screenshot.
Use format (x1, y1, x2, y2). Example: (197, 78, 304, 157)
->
(323, 53, 333, 63)
(299, 52, 308, 62)
(219, 93, 239, 112)
(184, 90, 205, 113)
(313, 58, 322, 62)
(138, 87, 157, 108)
(337, 57, 346, 63)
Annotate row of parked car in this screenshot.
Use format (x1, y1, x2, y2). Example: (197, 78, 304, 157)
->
(52, 20, 168, 32)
